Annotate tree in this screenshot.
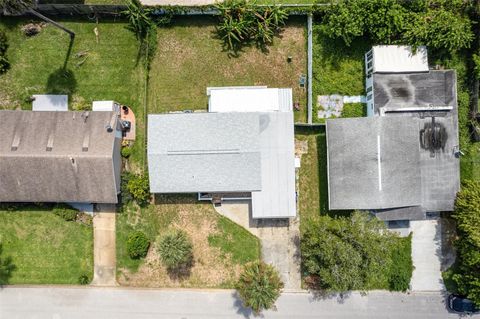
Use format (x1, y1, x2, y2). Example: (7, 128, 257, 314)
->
(301, 212, 405, 292)
(452, 180, 480, 306)
(236, 261, 283, 315)
(1, 0, 75, 39)
(319, 0, 474, 54)
(157, 230, 193, 271)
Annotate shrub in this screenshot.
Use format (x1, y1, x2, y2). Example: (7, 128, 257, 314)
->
(215, 0, 287, 51)
(157, 230, 193, 270)
(236, 261, 283, 314)
(78, 273, 90, 285)
(0, 29, 10, 74)
(52, 204, 78, 222)
(388, 235, 413, 292)
(121, 146, 132, 158)
(126, 174, 150, 205)
(126, 231, 150, 259)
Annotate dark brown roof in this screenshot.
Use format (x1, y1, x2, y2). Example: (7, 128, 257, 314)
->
(0, 110, 120, 203)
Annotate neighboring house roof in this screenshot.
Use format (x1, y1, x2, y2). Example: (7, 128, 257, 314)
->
(147, 111, 297, 219)
(0, 110, 121, 204)
(148, 112, 262, 193)
(373, 70, 456, 115)
(32, 94, 68, 111)
(207, 87, 293, 113)
(327, 117, 422, 210)
(369, 45, 428, 73)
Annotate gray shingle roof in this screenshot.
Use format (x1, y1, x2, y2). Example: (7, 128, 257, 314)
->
(327, 117, 422, 210)
(0, 110, 120, 203)
(148, 112, 262, 193)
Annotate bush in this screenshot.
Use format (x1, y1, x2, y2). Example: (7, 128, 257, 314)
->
(215, 0, 287, 51)
(78, 273, 90, 285)
(0, 29, 10, 74)
(52, 204, 78, 222)
(121, 146, 132, 158)
(127, 174, 150, 205)
(126, 231, 150, 259)
(388, 235, 413, 292)
(157, 230, 193, 270)
(236, 261, 283, 315)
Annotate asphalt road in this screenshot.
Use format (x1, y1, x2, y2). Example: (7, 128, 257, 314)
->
(1, 287, 478, 319)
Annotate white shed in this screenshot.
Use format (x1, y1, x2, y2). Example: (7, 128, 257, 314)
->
(365, 45, 428, 74)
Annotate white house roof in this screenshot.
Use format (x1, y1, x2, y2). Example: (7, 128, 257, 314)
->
(370, 45, 429, 73)
(251, 112, 296, 219)
(32, 95, 68, 111)
(208, 87, 293, 113)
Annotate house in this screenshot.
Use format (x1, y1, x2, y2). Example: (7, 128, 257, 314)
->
(326, 46, 460, 221)
(0, 110, 122, 204)
(148, 87, 296, 219)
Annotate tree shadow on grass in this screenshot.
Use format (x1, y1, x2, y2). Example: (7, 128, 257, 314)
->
(0, 244, 16, 287)
(45, 67, 77, 95)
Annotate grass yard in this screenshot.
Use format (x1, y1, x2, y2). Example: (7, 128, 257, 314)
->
(312, 25, 370, 122)
(149, 16, 307, 122)
(117, 194, 260, 288)
(0, 17, 147, 167)
(0, 207, 93, 284)
(295, 127, 329, 233)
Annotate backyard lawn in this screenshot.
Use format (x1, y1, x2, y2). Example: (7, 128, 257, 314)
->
(117, 194, 260, 288)
(0, 207, 93, 284)
(149, 16, 307, 122)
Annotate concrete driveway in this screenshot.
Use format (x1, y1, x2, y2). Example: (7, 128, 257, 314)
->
(214, 201, 301, 291)
(91, 205, 117, 286)
(410, 218, 444, 291)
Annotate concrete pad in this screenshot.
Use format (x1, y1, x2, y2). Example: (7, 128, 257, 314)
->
(214, 200, 301, 291)
(410, 218, 444, 291)
(91, 206, 117, 286)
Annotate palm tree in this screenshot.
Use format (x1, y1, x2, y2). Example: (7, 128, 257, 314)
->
(0, 0, 75, 39)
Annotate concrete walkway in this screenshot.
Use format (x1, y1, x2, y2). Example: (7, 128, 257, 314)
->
(214, 201, 301, 291)
(410, 218, 444, 291)
(91, 205, 117, 286)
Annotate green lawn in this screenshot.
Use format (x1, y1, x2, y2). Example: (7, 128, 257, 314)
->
(208, 215, 261, 264)
(312, 28, 370, 123)
(149, 16, 308, 122)
(0, 208, 93, 284)
(295, 128, 328, 231)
